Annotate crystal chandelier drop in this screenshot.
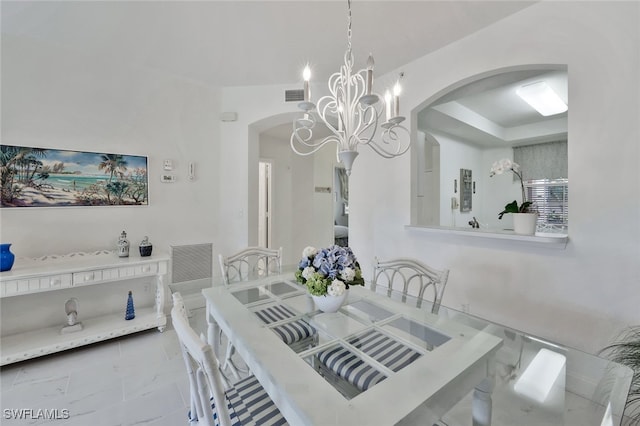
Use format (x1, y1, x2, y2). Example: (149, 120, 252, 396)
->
(290, 0, 410, 175)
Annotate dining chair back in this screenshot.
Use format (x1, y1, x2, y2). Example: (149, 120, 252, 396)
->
(171, 292, 287, 426)
(371, 257, 450, 314)
(219, 247, 282, 284)
(218, 246, 282, 379)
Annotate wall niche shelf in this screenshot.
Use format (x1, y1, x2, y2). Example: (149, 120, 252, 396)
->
(0, 250, 169, 365)
(405, 225, 569, 249)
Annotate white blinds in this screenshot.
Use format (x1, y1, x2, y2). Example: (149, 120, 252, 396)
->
(525, 179, 568, 232)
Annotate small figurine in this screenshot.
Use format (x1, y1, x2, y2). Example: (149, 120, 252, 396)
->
(61, 298, 83, 334)
(117, 230, 130, 258)
(139, 236, 153, 257)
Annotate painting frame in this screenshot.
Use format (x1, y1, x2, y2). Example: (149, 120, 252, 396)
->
(1, 145, 149, 208)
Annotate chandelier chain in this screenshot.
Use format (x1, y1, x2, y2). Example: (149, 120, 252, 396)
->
(347, 0, 352, 53)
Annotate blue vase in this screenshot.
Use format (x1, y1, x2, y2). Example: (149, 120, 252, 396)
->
(0, 244, 15, 272)
(125, 291, 135, 320)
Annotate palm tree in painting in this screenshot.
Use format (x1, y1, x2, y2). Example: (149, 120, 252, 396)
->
(98, 154, 128, 182)
(1, 146, 47, 203)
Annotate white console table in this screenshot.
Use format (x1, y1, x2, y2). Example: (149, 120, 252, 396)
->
(0, 251, 169, 365)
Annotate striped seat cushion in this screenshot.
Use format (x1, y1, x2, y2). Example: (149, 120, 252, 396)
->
(317, 329, 422, 392)
(191, 375, 287, 426)
(255, 305, 316, 345)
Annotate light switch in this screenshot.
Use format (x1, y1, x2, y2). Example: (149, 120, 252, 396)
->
(163, 160, 173, 171)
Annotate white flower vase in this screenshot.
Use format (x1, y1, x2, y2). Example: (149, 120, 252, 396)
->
(311, 291, 348, 313)
(512, 212, 538, 235)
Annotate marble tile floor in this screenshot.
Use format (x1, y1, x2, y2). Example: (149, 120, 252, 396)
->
(0, 306, 625, 426)
(0, 307, 218, 426)
(2, 331, 182, 425)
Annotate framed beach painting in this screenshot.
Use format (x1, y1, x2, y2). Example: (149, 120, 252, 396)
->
(1, 145, 148, 208)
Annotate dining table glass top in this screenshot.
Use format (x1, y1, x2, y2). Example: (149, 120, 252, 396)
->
(201, 269, 632, 426)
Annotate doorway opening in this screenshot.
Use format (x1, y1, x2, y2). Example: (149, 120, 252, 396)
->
(258, 160, 272, 248)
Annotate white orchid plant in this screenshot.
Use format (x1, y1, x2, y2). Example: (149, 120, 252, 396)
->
(295, 245, 364, 297)
(490, 158, 533, 219)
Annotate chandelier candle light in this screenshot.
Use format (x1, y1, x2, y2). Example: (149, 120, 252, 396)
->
(290, 0, 410, 175)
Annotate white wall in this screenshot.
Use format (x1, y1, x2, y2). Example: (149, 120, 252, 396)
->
(433, 132, 485, 228)
(1, 34, 220, 259)
(313, 146, 339, 249)
(2, 1, 638, 355)
(218, 85, 341, 262)
(259, 136, 296, 259)
(0, 33, 221, 331)
(219, 1, 638, 354)
(259, 134, 335, 265)
(349, 1, 640, 353)
(424, 132, 522, 230)
(258, 133, 337, 265)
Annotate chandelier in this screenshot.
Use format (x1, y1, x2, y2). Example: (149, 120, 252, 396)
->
(290, 0, 410, 175)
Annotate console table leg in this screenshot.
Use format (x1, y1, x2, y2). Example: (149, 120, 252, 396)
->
(156, 273, 166, 332)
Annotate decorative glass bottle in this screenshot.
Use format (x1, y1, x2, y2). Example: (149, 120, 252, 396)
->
(125, 291, 135, 320)
(117, 231, 130, 258)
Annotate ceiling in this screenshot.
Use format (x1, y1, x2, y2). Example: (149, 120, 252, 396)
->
(2, 1, 543, 143)
(418, 68, 568, 148)
(1, 1, 536, 88)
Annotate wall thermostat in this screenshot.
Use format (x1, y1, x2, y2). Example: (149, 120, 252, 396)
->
(161, 174, 176, 183)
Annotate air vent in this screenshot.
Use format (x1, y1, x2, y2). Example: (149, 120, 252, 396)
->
(285, 89, 304, 102)
(171, 243, 213, 283)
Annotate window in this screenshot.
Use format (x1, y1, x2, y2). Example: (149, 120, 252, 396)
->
(525, 178, 568, 233)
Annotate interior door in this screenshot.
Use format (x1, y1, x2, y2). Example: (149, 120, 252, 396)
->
(258, 160, 272, 248)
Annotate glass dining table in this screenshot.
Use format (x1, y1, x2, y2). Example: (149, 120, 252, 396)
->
(200, 270, 632, 426)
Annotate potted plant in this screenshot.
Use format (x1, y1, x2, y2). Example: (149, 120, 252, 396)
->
(295, 245, 364, 312)
(490, 158, 537, 235)
(601, 326, 640, 424)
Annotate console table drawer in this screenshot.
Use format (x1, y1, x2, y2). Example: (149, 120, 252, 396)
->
(102, 268, 120, 281)
(43, 274, 73, 290)
(73, 270, 103, 285)
(103, 263, 158, 281)
(2, 274, 72, 296)
(137, 263, 158, 275)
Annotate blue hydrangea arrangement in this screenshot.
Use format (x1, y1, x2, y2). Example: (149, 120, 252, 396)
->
(295, 245, 364, 296)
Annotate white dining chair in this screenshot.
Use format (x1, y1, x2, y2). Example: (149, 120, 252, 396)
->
(218, 247, 282, 379)
(218, 246, 282, 284)
(171, 293, 288, 426)
(371, 257, 450, 314)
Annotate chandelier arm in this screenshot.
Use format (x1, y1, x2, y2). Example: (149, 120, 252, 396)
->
(347, 101, 382, 151)
(317, 96, 342, 138)
(327, 72, 342, 99)
(355, 103, 380, 134)
(350, 72, 366, 105)
(291, 113, 329, 153)
(290, 133, 342, 156)
(291, 113, 316, 141)
(366, 125, 411, 158)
